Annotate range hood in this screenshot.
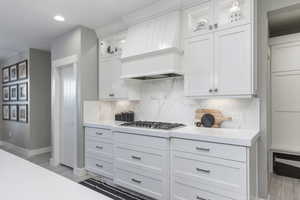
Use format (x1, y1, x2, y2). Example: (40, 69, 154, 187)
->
(121, 11, 183, 80)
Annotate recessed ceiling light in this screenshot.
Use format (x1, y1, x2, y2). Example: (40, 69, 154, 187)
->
(54, 15, 65, 22)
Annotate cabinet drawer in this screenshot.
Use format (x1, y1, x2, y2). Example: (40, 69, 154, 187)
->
(115, 144, 165, 172)
(114, 168, 163, 200)
(86, 156, 113, 178)
(114, 132, 169, 150)
(172, 138, 246, 162)
(85, 127, 112, 141)
(86, 139, 113, 157)
(173, 152, 246, 196)
(174, 182, 235, 200)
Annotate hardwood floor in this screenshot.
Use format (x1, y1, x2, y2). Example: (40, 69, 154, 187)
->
(270, 174, 300, 200)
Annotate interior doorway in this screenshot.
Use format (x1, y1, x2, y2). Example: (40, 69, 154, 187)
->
(51, 55, 79, 170)
(59, 64, 76, 168)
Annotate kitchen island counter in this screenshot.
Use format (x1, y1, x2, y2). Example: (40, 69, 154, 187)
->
(0, 150, 111, 200)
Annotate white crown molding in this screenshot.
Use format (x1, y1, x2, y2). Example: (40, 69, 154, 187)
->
(96, 0, 206, 38)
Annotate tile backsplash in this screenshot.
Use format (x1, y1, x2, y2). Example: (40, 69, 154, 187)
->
(84, 78, 260, 130)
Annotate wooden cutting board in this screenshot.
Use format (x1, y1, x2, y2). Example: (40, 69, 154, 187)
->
(195, 109, 232, 128)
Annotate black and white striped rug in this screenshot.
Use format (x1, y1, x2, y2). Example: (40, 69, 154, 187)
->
(79, 178, 147, 200)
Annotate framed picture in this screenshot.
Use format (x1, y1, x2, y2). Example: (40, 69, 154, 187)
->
(10, 84, 18, 101)
(2, 105, 10, 120)
(10, 105, 18, 121)
(18, 104, 28, 123)
(2, 67, 10, 83)
(2, 86, 10, 101)
(18, 83, 28, 101)
(18, 60, 28, 80)
(10, 65, 18, 82)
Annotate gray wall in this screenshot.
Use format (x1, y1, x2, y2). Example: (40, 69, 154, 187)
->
(258, 0, 300, 197)
(51, 27, 81, 61)
(1, 51, 31, 149)
(0, 49, 51, 150)
(29, 49, 51, 149)
(51, 26, 98, 168)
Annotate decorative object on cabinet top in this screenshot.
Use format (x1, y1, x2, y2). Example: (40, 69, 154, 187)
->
(195, 109, 232, 128)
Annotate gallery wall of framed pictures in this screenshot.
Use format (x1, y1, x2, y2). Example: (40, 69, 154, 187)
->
(1, 60, 29, 123)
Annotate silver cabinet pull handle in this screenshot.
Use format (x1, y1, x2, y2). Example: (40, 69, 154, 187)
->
(196, 147, 210, 152)
(96, 132, 103, 135)
(214, 23, 218, 29)
(131, 156, 142, 160)
(96, 146, 103, 150)
(209, 25, 213, 30)
(197, 196, 209, 200)
(196, 168, 211, 174)
(131, 178, 142, 184)
(96, 164, 103, 168)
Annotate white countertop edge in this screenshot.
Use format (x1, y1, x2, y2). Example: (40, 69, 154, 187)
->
(83, 121, 260, 147)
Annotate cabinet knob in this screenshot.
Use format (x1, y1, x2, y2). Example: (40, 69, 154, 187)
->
(209, 89, 213, 93)
(209, 25, 213, 30)
(214, 23, 218, 29)
(109, 93, 115, 97)
(214, 88, 218, 92)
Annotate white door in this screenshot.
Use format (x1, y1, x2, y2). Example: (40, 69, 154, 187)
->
(184, 34, 214, 97)
(59, 65, 76, 168)
(214, 24, 252, 96)
(270, 34, 300, 153)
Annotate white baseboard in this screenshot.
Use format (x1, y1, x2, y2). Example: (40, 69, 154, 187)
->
(27, 147, 52, 157)
(74, 167, 87, 177)
(1, 141, 51, 158)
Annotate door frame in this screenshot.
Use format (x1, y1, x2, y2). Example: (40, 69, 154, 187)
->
(50, 55, 79, 169)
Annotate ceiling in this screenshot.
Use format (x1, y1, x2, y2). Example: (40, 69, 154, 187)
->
(269, 3, 300, 37)
(0, 0, 159, 62)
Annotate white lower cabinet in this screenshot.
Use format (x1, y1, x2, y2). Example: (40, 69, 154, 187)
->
(85, 126, 114, 179)
(113, 131, 170, 200)
(171, 138, 258, 200)
(84, 126, 258, 200)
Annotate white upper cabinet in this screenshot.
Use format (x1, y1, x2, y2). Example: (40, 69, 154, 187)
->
(183, 0, 256, 98)
(99, 34, 140, 101)
(183, 1, 214, 38)
(214, 0, 251, 30)
(183, 0, 252, 38)
(214, 24, 252, 96)
(184, 34, 214, 97)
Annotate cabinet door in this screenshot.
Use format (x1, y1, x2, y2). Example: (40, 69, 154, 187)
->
(214, 0, 251, 30)
(111, 58, 128, 99)
(183, 0, 214, 38)
(99, 58, 114, 99)
(184, 34, 214, 97)
(214, 24, 252, 96)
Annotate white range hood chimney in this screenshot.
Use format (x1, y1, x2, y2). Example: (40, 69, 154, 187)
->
(121, 11, 183, 80)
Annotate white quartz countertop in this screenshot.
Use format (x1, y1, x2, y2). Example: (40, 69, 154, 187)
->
(171, 126, 260, 147)
(84, 121, 260, 147)
(0, 150, 111, 200)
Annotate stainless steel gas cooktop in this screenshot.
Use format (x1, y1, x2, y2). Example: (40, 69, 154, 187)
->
(120, 121, 185, 130)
